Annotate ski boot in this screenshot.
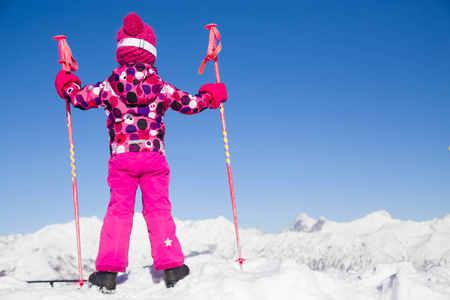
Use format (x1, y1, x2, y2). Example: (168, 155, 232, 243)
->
(88, 271, 118, 294)
(163, 264, 190, 288)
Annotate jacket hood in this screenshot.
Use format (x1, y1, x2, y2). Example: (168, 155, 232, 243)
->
(110, 63, 163, 106)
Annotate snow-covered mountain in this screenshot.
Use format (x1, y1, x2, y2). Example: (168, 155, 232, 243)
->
(1, 211, 450, 300)
(278, 210, 450, 271)
(1, 211, 449, 281)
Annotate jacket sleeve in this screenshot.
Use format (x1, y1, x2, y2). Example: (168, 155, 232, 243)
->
(160, 82, 213, 115)
(62, 79, 109, 111)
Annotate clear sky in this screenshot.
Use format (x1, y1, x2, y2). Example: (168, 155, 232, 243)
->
(0, 0, 449, 236)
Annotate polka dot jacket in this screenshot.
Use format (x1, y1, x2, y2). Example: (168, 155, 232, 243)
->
(62, 63, 214, 156)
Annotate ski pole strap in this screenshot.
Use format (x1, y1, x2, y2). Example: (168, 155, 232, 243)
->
(198, 24, 222, 75)
(53, 35, 78, 72)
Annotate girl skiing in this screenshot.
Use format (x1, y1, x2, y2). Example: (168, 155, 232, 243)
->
(54, 12, 227, 293)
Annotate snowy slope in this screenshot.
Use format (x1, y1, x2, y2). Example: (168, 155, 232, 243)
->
(0, 211, 449, 299)
(0, 256, 449, 299)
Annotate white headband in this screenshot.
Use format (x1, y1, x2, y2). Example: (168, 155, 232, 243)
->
(117, 38, 157, 58)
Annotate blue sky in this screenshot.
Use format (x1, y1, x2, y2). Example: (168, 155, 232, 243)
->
(0, 0, 449, 236)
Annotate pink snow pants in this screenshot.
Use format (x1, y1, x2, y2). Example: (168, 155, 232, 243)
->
(95, 152, 184, 272)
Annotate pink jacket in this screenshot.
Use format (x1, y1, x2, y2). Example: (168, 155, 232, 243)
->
(62, 63, 213, 156)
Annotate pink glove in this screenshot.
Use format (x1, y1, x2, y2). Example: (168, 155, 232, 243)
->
(55, 70, 81, 98)
(199, 83, 228, 109)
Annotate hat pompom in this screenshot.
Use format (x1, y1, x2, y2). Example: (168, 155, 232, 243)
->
(123, 13, 143, 37)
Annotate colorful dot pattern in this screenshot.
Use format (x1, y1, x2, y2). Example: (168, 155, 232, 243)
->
(63, 63, 213, 156)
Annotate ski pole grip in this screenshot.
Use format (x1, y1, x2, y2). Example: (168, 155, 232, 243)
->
(53, 35, 78, 72)
(198, 24, 222, 75)
(53, 35, 69, 71)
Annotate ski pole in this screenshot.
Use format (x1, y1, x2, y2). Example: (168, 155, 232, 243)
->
(53, 35, 85, 287)
(199, 24, 246, 270)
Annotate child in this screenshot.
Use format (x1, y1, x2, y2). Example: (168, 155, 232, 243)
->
(55, 12, 227, 293)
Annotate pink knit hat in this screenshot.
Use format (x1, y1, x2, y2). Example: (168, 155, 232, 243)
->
(116, 13, 157, 66)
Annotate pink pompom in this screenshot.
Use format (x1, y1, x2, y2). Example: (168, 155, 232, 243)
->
(123, 13, 143, 37)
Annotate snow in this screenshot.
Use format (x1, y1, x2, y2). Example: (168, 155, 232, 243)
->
(0, 211, 450, 299)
